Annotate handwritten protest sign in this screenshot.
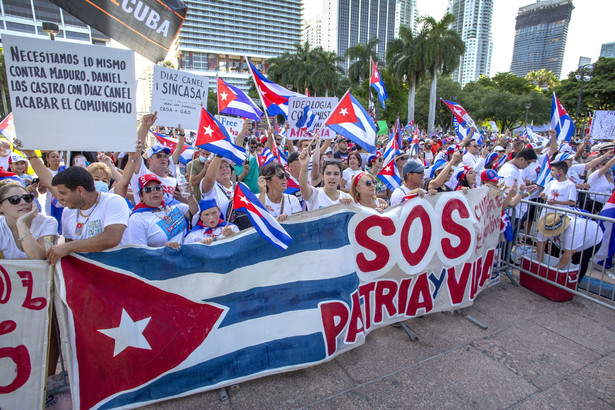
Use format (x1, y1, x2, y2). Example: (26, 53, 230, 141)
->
(0, 260, 52, 410)
(2, 34, 136, 152)
(54, 187, 502, 409)
(219, 115, 244, 139)
(590, 110, 615, 140)
(287, 97, 338, 139)
(151, 66, 209, 130)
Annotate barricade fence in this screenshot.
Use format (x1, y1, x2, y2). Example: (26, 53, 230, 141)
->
(502, 192, 615, 311)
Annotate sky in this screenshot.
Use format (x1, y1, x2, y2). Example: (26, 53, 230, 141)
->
(305, 0, 615, 79)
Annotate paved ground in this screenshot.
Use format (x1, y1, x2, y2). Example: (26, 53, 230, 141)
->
(143, 274, 615, 410)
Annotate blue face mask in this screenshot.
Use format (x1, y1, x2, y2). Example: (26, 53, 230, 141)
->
(94, 180, 109, 192)
(199, 155, 207, 163)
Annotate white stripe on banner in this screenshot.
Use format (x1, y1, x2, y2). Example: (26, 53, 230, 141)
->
(151, 246, 355, 299)
(229, 100, 257, 113)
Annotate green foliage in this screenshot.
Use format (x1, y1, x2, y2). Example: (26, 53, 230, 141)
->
(525, 68, 560, 91)
(414, 75, 462, 131)
(345, 38, 379, 84)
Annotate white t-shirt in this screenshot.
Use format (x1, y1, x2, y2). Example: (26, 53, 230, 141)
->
(200, 181, 234, 218)
(587, 170, 614, 203)
(44, 168, 62, 216)
(567, 163, 586, 185)
(62, 192, 129, 241)
(499, 162, 524, 217)
(543, 179, 577, 208)
(305, 187, 351, 211)
(184, 223, 239, 244)
(390, 186, 411, 206)
(131, 165, 177, 205)
(264, 194, 302, 218)
(462, 152, 485, 174)
(124, 203, 189, 247)
(0, 154, 9, 170)
(537, 216, 603, 252)
(343, 168, 363, 188)
(0, 214, 58, 259)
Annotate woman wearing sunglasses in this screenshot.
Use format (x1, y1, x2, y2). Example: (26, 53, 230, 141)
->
(124, 174, 198, 248)
(0, 179, 57, 259)
(258, 163, 302, 221)
(298, 149, 352, 211)
(349, 172, 388, 212)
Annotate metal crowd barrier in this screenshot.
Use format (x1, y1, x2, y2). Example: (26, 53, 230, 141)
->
(500, 192, 615, 311)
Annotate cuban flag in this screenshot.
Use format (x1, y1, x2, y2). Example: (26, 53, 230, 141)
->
(285, 175, 300, 195)
(217, 77, 263, 121)
(409, 141, 420, 159)
(150, 131, 190, 153)
(404, 120, 414, 132)
(535, 154, 554, 187)
(377, 150, 401, 190)
(0, 167, 21, 182)
(325, 92, 377, 153)
(179, 148, 196, 166)
(390, 114, 403, 149)
(550, 92, 574, 143)
(195, 108, 246, 164)
(0, 112, 16, 142)
(257, 147, 274, 167)
(296, 105, 319, 131)
(233, 182, 292, 250)
(441, 99, 476, 129)
(247, 59, 302, 118)
(370, 58, 388, 109)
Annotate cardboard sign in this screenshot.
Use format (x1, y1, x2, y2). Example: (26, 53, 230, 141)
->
(287, 97, 338, 140)
(3, 34, 136, 151)
(55, 187, 502, 409)
(219, 115, 244, 139)
(151, 66, 209, 130)
(0, 261, 52, 410)
(590, 110, 615, 140)
(49, 0, 187, 63)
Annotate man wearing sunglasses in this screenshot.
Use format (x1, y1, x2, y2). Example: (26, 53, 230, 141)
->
(21, 156, 130, 265)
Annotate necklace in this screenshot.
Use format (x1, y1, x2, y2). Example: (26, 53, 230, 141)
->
(152, 206, 174, 224)
(75, 193, 101, 236)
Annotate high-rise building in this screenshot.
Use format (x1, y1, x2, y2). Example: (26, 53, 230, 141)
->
(510, 0, 574, 78)
(448, 0, 493, 86)
(0, 0, 108, 45)
(395, 0, 419, 37)
(321, 0, 397, 69)
(600, 42, 615, 59)
(175, 0, 302, 91)
(303, 15, 323, 48)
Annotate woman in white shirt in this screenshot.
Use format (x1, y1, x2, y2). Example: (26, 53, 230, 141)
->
(125, 174, 198, 248)
(341, 151, 363, 192)
(586, 155, 615, 213)
(298, 149, 352, 211)
(0, 180, 57, 259)
(349, 172, 388, 212)
(258, 163, 302, 221)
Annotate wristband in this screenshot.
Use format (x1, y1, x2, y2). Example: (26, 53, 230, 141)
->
(179, 133, 185, 137)
(18, 233, 33, 242)
(27, 155, 38, 160)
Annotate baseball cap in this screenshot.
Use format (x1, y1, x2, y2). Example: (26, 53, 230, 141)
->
(287, 152, 300, 164)
(402, 160, 425, 177)
(145, 144, 171, 159)
(481, 169, 502, 183)
(138, 173, 162, 190)
(9, 153, 27, 163)
(367, 151, 383, 166)
(493, 146, 505, 152)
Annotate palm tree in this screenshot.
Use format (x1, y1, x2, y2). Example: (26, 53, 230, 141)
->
(420, 13, 465, 132)
(525, 68, 560, 91)
(345, 38, 380, 84)
(289, 41, 314, 93)
(310, 48, 343, 96)
(386, 25, 425, 124)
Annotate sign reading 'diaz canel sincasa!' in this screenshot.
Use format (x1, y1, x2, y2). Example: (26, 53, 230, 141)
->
(49, 0, 188, 62)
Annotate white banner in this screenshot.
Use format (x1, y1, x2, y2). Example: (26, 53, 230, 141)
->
(3, 34, 136, 151)
(287, 97, 337, 140)
(218, 115, 244, 139)
(151, 66, 209, 130)
(0, 260, 51, 410)
(590, 110, 615, 140)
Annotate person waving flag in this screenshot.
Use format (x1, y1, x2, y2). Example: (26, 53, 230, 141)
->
(441, 99, 477, 129)
(196, 108, 245, 164)
(247, 59, 302, 119)
(233, 182, 292, 250)
(217, 77, 263, 121)
(370, 58, 388, 109)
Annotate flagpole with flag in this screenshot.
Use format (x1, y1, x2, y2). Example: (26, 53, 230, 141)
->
(245, 56, 271, 125)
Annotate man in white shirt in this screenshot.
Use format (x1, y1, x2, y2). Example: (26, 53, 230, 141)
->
(390, 160, 436, 206)
(462, 140, 487, 175)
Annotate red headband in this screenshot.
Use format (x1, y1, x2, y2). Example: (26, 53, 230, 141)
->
(353, 172, 366, 189)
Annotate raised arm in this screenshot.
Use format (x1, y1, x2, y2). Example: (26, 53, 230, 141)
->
(113, 142, 143, 198)
(201, 155, 222, 194)
(310, 134, 322, 185)
(135, 112, 157, 175)
(548, 129, 558, 158)
(298, 148, 313, 202)
(171, 124, 185, 166)
(235, 119, 251, 147)
(598, 154, 615, 178)
(19, 145, 60, 199)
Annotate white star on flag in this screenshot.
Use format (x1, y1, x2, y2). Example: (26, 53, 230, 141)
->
(220, 91, 228, 101)
(339, 108, 348, 116)
(373, 71, 379, 80)
(384, 165, 391, 172)
(240, 195, 250, 205)
(202, 125, 213, 137)
(98, 309, 152, 357)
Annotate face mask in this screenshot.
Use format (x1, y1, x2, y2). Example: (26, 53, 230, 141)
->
(199, 155, 207, 163)
(94, 180, 109, 193)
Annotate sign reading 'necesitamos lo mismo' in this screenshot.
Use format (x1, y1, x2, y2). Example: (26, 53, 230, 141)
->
(2, 34, 136, 152)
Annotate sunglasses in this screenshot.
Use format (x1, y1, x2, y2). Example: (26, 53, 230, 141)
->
(362, 180, 374, 187)
(324, 158, 342, 164)
(154, 153, 168, 159)
(276, 171, 289, 179)
(1, 193, 34, 205)
(142, 185, 163, 193)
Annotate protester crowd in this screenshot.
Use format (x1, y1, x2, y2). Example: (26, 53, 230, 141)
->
(1, 113, 613, 277)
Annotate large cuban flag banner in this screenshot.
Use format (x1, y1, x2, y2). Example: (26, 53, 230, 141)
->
(51, 187, 502, 409)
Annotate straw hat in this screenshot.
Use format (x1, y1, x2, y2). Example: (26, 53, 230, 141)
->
(537, 213, 570, 237)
